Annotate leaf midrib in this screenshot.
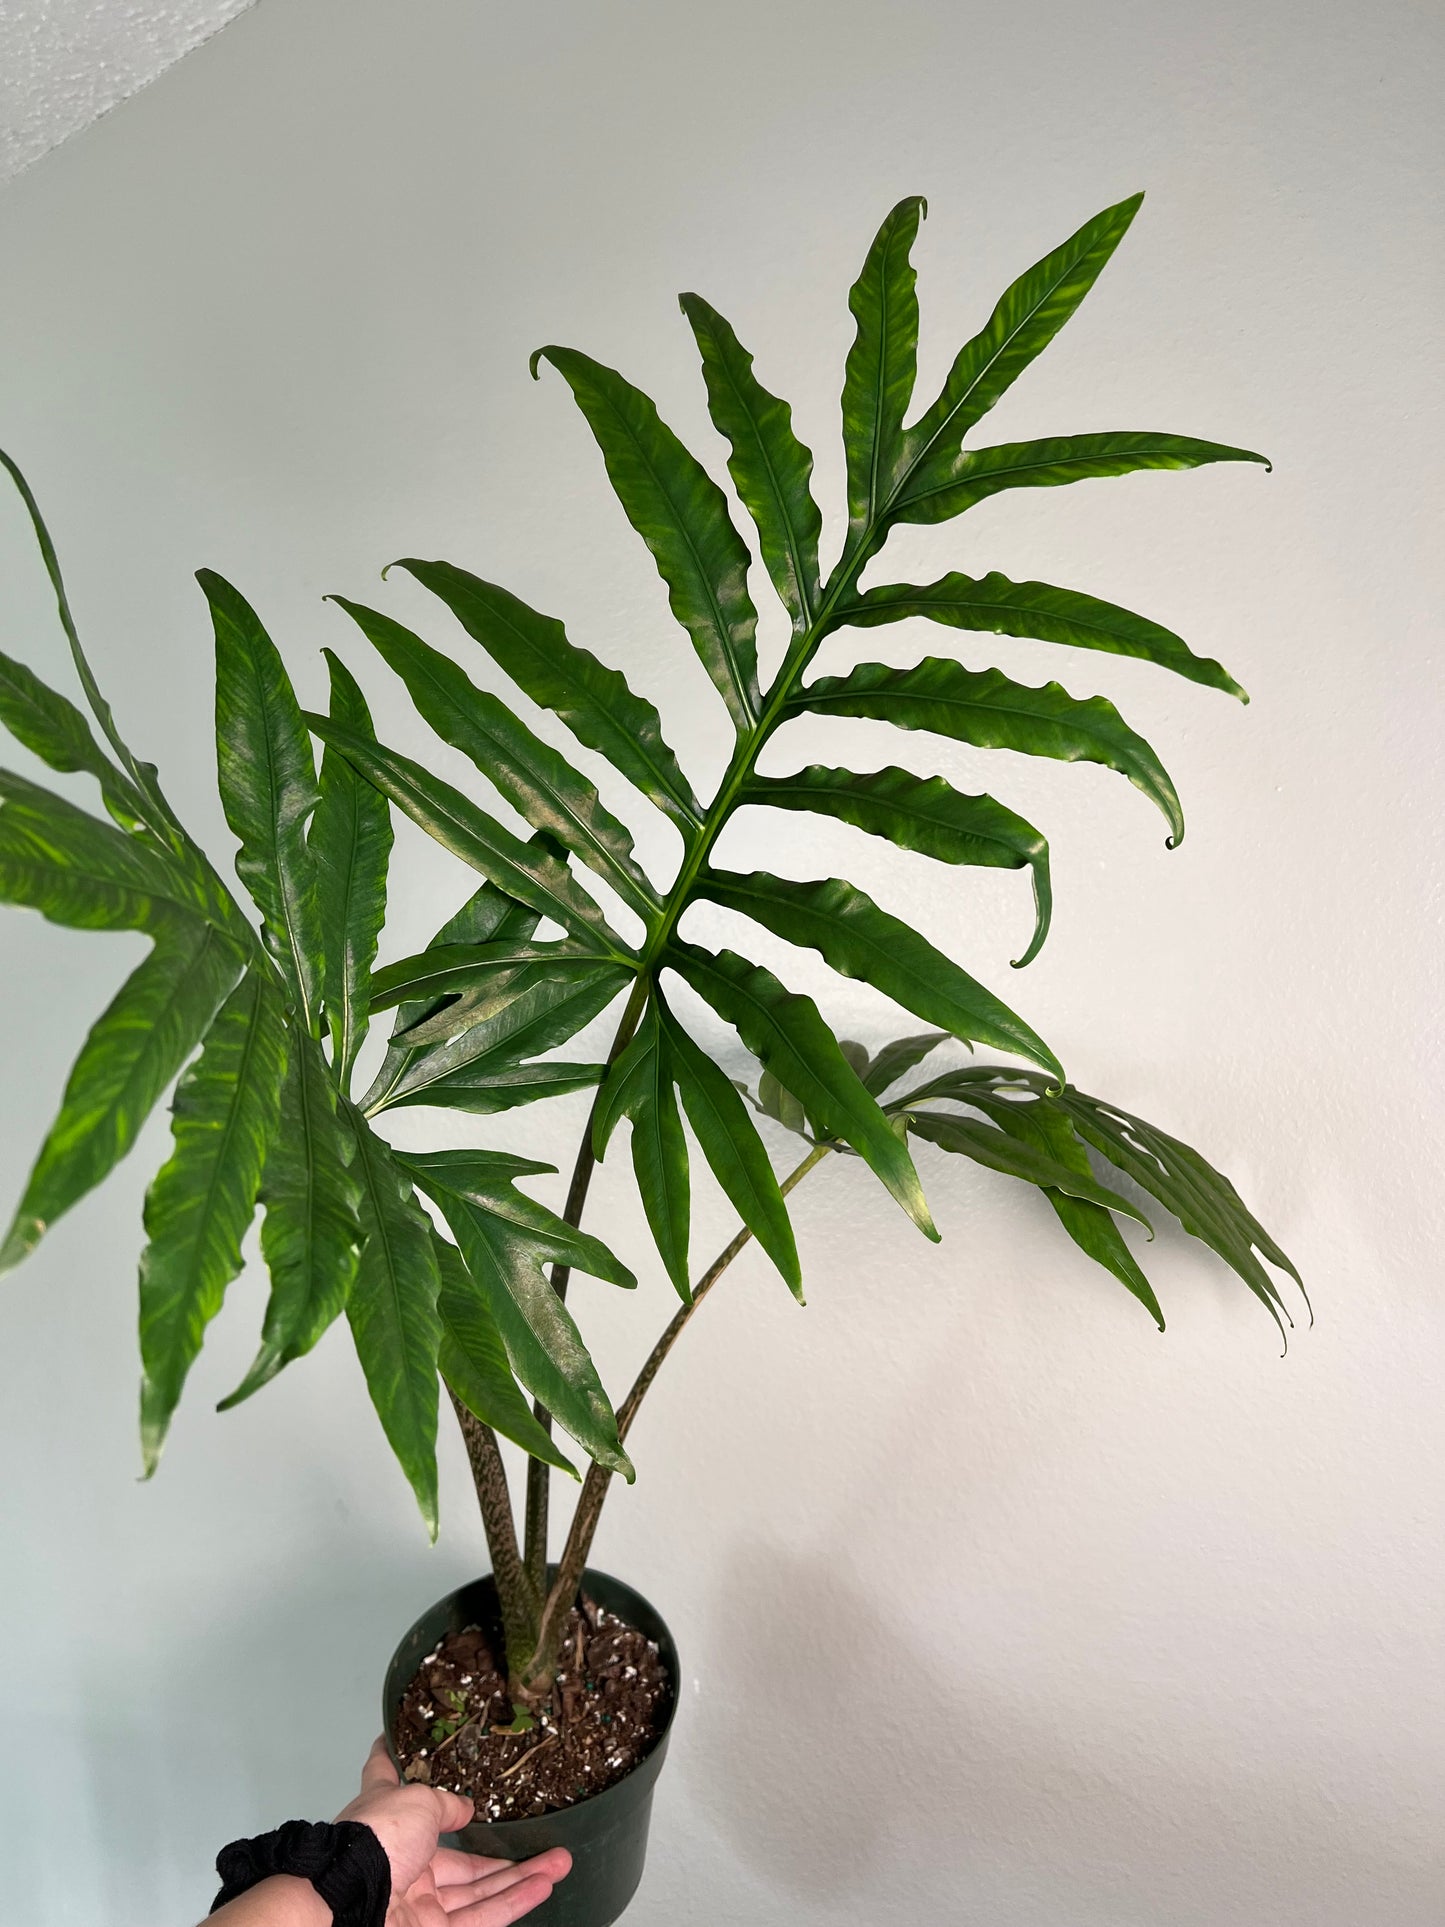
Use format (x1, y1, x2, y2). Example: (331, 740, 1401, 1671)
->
(707, 320, 816, 631)
(399, 642, 659, 919)
(592, 379, 759, 732)
(447, 576, 703, 828)
(745, 771, 1040, 862)
(902, 216, 1124, 485)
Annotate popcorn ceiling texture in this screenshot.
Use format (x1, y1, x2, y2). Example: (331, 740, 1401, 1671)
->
(0, 0, 256, 180)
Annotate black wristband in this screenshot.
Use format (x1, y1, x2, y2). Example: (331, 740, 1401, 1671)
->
(210, 1819, 391, 1925)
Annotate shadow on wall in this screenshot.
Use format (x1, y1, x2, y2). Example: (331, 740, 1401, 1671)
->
(696, 1542, 1438, 1927)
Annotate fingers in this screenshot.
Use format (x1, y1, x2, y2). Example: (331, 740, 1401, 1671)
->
(359, 1735, 399, 1794)
(435, 1834, 578, 1896)
(446, 1870, 562, 1925)
(431, 1848, 513, 1885)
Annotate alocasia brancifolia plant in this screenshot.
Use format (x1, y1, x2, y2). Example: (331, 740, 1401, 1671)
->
(0, 191, 1302, 1698)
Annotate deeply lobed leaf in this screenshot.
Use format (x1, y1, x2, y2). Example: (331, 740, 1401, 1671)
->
(0, 915, 241, 1272)
(393, 560, 702, 835)
(344, 1107, 444, 1534)
(679, 294, 823, 630)
(696, 869, 1062, 1079)
(892, 431, 1270, 528)
(304, 713, 634, 958)
(401, 1148, 633, 1476)
(741, 763, 1052, 967)
(841, 196, 927, 541)
(831, 570, 1246, 702)
(789, 656, 1184, 846)
(532, 345, 762, 733)
(202, 572, 324, 1030)
(311, 651, 393, 1088)
(667, 941, 937, 1240)
(434, 1232, 579, 1477)
(138, 968, 288, 1473)
(222, 1031, 363, 1408)
(593, 998, 692, 1299)
(330, 597, 660, 923)
(899, 192, 1144, 491)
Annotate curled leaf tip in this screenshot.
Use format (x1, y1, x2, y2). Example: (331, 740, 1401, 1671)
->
(1010, 885, 1052, 970)
(528, 345, 556, 381)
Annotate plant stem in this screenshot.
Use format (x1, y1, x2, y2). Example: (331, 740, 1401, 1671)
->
(447, 1387, 539, 1675)
(526, 1142, 831, 1680)
(519, 972, 651, 1603)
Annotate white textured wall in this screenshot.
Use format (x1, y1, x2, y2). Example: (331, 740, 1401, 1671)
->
(0, 0, 256, 182)
(1, 4, 1441, 1924)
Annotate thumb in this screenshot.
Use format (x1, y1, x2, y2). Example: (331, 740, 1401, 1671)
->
(430, 1787, 475, 1834)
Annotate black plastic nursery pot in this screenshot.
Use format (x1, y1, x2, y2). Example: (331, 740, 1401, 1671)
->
(383, 1569, 679, 1927)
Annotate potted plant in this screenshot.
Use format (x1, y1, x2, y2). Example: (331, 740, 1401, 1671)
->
(0, 191, 1299, 1926)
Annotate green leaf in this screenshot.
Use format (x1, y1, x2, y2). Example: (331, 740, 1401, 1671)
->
(0, 645, 153, 831)
(392, 560, 702, 834)
(900, 193, 1144, 493)
(370, 937, 621, 1016)
(433, 1233, 578, 1477)
(905, 1107, 1153, 1230)
(311, 650, 393, 1088)
(1, 447, 182, 844)
(667, 941, 936, 1240)
(696, 870, 1063, 1083)
(946, 1086, 1164, 1327)
(396, 948, 624, 1052)
(0, 769, 212, 931)
(756, 1067, 806, 1135)
(303, 713, 633, 957)
(593, 997, 691, 1299)
(1058, 1088, 1302, 1338)
(0, 916, 241, 1272)
(863, 1031, 949, 1097)
(790, 656, 1183, 847)
(901, 1066, 1300, 1336)
(138, 968, 288, 1473)
(841, 195, 926, 542)
(892, 431, 1271, 528)
(344, 1108, 443, 1534)
(368, 958, 628, 1115)
(741, 763, 1052, 967)
(659, 997, 802, 1298)
(402, 1148, 636, 1288)
(531, 345, 761, 733)
(362, 863, 547, 1115)
(329, 597, 659, 923)
(401, 1149, 633, 1476)
(200, 570, 323, 1028)
(833, 570, 1246, 702)
(219, 1031, 363, 1408)
(678, 294, 823, 630)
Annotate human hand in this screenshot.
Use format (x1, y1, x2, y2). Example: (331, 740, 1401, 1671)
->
(335, 1737, 570, 1926)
